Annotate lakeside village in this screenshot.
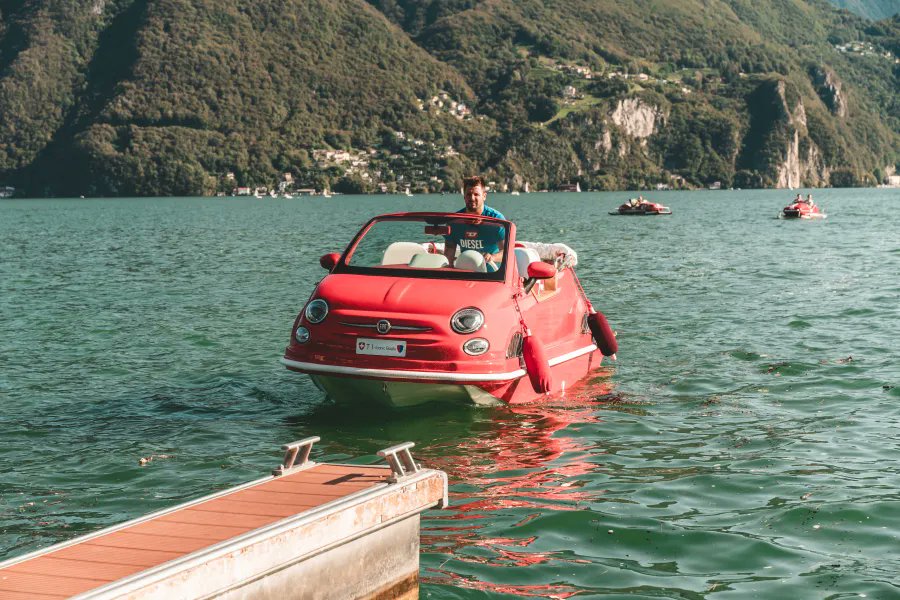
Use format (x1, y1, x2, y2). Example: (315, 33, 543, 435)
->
(217, 68, 721, 198)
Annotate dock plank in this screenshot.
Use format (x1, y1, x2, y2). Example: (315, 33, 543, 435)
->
(85, 531, 214, 554)
(48, 544, 183, 568)
(265, 476, 382, 491)
(0, 571, 106, 596)
(187, 499, 316, 518)
(5, 556, 139, 580)
(219, 489, 348, 506)
(157, 509, 275, 528)
(127, 520, 254, 541)
(0, 589, 66, 600)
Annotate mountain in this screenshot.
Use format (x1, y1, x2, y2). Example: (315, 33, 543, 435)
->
(828, 0, 899, 20)
(0, 0, 897, 196)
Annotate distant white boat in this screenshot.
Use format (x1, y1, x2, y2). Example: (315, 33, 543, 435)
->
(323, 189, 332, 198)
(405, 187, 413, 197)
(510, 191, 520, 196)
(282, 192, 293, 199)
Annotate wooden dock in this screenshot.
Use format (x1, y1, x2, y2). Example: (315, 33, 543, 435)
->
(0, 438, 447, 599)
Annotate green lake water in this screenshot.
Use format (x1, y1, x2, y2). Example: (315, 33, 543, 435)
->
(1, 189, 898, 598)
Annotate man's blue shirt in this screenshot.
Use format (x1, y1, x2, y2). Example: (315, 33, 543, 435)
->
(446, 206, 507, 255)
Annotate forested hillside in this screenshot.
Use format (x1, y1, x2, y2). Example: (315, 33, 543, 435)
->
(828, 0, 899, 20)
(0, 0, 897, 196)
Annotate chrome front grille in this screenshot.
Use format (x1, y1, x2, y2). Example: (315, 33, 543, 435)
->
(338, 321, 433, 332)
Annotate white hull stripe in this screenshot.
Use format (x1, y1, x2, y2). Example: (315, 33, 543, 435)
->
(281, 344, 596, 382)
(548, 343, 598, 366)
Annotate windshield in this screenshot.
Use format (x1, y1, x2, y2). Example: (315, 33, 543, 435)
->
(338, 215, 509, 281)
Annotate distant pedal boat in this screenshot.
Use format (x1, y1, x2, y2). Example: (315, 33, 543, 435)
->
(780, 200, 826, 219)
(610, 199, 672, 215)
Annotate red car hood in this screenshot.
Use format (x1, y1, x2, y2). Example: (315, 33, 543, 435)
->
(313, 273, 509, 316)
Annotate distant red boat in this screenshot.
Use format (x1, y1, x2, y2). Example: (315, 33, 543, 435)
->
(781, 198, 826, 219)
(610, 198, 672, 215)
(281, 212, 617, 407)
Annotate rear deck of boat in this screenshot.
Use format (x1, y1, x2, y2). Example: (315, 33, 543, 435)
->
(0, 439, 447, 600)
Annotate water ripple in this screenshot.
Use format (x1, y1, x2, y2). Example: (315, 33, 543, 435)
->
(2, 191, 899, 598)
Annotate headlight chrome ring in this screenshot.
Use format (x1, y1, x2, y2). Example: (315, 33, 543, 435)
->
(305, 299, 329, 324)
(451, 308, 484, 334)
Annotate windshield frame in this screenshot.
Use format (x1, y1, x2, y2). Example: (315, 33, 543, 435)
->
(333, 213, 513, 282)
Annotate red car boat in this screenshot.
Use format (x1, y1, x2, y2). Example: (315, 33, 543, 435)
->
(281, 212, 617, 407)
(781, 198, 826, 219)
(609, 198, 672, 215)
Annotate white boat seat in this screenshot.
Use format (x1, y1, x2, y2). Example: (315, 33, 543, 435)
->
(514, 247, 541, 278)
(382, 241, 426, 265)
(455, 250, 487, 272)
(408, 253, 449, 269)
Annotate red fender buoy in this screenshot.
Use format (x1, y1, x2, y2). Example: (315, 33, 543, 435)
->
(523, 332, 553, 394)
(588, 311, 618, 357)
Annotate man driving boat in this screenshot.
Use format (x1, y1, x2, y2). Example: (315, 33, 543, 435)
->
(443, 175, 506, 271)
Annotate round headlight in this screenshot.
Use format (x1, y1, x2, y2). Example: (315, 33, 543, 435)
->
(295, 326, 310, 343)
(451, 308, 484, 334)
(304, 299, 329, 323)
(463, 338, 489, 356)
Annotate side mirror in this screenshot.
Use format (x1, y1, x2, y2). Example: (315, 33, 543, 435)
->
(527, 262, 556, 280)
(425, 225, 451, 236)
(320, 252, 340, 271)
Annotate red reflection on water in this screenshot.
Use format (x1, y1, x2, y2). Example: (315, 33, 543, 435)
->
(428, 567, 583, 599)
(421, 370, 616, 591)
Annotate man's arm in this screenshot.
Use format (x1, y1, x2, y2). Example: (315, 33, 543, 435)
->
(444, 240, 457, 267)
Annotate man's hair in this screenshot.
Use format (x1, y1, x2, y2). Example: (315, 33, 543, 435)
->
(463, 175, 486, 190)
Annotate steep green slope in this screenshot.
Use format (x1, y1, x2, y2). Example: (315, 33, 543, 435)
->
(0, 0, 897, 196)
(828, 0, 899, 20)
(0, 0, 118, 174)
(1, 0, 483, 195)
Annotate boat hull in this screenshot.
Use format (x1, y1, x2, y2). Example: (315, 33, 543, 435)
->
(309, 375, 503, 407)
(285, 345, 601, 408)
(609, 210, 672, 215)
(781, 210, 826, 219)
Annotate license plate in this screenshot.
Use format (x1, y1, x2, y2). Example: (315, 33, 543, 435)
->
(356, 338, 407, 357)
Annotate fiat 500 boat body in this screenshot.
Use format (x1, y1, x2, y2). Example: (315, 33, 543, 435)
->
(281, 212, 616, 407)
(609, 199, 672, 215)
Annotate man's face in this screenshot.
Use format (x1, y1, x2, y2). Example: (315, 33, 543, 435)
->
(463, 184, 486, 214)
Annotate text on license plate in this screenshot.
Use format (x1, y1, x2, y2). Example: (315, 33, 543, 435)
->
(356, 338, 407, 357)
